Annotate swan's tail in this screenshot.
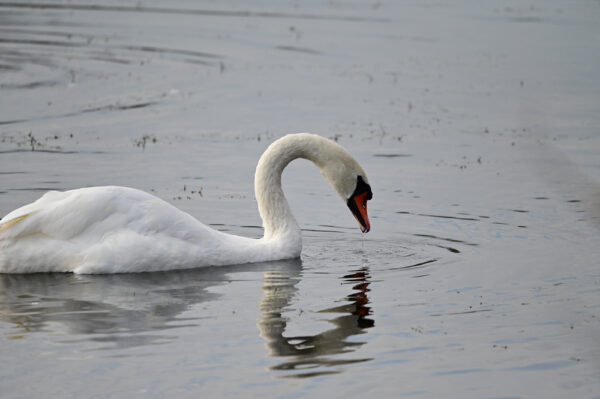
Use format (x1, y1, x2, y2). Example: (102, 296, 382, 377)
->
(0, 213, 34, 234)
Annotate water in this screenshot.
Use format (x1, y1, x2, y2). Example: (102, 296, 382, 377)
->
(1, 0, 599, 397)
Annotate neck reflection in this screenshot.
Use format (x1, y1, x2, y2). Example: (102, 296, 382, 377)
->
(258, 265, 375, 378)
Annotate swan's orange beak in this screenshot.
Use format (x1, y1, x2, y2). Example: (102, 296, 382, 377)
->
(348, 191, 371, 233)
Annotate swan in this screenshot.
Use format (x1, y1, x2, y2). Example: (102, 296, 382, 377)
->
(0, 133, 372, 274)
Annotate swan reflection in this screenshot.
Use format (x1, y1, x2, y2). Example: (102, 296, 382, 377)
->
(0, 262, 296, 348)
(0, 258, 375, 376)
(258, 265, 375, 378)
(0, 268, 225, 347)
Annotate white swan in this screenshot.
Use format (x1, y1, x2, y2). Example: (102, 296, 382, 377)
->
(0, 133, 372, 274)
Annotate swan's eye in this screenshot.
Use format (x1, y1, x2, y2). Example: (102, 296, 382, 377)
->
(353, 176, 372, 201)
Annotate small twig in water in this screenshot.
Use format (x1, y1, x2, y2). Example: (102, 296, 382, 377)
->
(134, 135, 157, 151)
(27, 132, 39, 151)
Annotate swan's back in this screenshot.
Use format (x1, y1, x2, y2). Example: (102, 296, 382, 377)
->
(0, 186, 219, 273)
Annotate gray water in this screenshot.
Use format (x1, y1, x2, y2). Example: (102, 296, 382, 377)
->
(1, 0, 599, 397)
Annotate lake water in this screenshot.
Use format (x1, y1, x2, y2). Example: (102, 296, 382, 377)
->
(1, 0, 599, 397)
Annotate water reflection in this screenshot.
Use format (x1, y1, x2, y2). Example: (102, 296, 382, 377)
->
(258, 266, 374, 378)
(0, 261, 298, 348)
(0, 259, 375, 376)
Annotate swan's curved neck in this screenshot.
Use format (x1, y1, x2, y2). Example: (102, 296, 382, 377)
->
(254, 134, 324, 242)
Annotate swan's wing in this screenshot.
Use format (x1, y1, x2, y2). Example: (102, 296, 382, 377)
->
(1, 186, 210, 239)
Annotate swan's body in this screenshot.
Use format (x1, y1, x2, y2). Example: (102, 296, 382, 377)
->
(0, 133, 372, 274)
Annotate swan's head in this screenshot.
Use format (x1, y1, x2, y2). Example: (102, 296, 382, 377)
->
(314, 139, 373, 233)
(345, 175, 373, 233)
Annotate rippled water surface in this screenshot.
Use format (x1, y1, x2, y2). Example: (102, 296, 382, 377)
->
(1, 0, 599, 397)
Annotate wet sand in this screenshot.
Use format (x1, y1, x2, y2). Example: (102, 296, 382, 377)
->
(1, 1, 599, 397)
